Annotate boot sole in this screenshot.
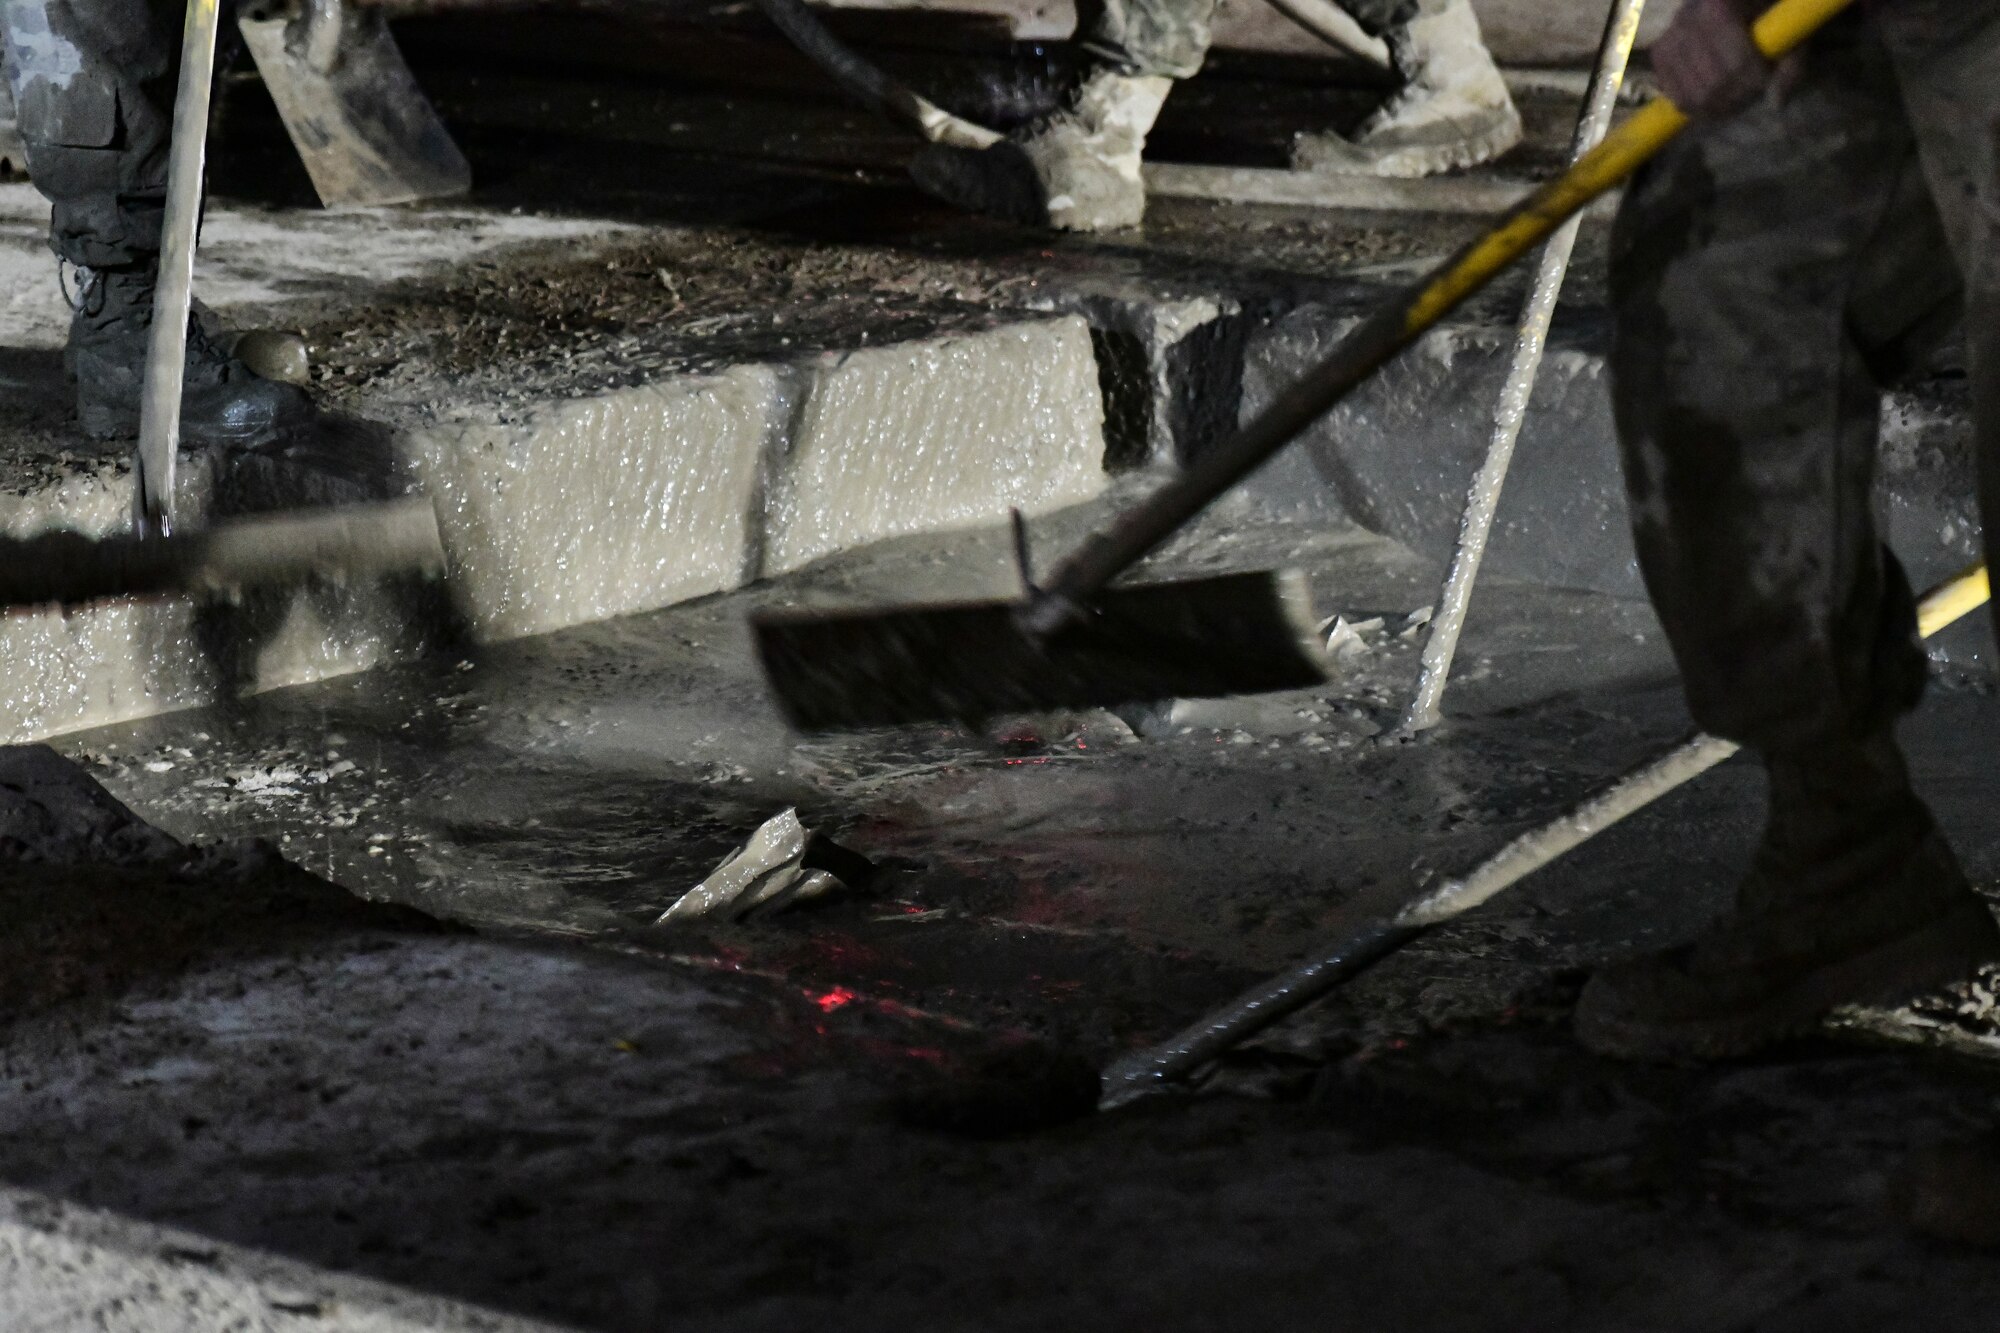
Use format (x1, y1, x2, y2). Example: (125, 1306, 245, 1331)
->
(1574, 896, 2000, 1062)
(1293, 107, 1523, 180)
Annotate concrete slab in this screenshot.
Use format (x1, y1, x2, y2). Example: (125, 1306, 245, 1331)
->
(0, 184, 1107, 741)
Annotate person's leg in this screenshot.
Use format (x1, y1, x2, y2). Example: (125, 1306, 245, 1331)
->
(0, 66, 26, 176)
(1075, 0, 1218, 81)
(907, 0, 1204, 231)
(1, 0, 313, 445)
(1292, 0, 1520, 178)
(1576, 11, 2000, 1061)
(1, 0, 174, 269)
(1872, 1, 2000, 660)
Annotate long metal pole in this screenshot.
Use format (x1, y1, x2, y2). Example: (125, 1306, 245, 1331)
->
(135, 0, 224, 536)
(1099, 563, 1993, 1108)
(1024, 0, 1858, 638)
(1261, 0, 1396, 74)
(1400, 0, 1649, 736)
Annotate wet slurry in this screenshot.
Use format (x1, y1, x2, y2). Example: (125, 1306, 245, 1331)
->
(19, 500, 2000, 1329)
(8, 32, 2000, 1326)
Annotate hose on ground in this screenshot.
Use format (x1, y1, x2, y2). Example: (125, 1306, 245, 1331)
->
(751, 0, 1003, 149)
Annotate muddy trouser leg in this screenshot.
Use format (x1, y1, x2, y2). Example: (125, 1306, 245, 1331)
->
(1073, 0, 1423, 79)
(0, 0, 179, 269)
(1606, 13, 1973, 761)
(1871, 3, 2000, 660)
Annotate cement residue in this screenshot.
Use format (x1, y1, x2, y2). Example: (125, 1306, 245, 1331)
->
(0, 744, 438, 1025)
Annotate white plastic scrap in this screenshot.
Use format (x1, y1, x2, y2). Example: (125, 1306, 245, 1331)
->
(657, 808, 843, 925)
(1318, 614, 1384, 659)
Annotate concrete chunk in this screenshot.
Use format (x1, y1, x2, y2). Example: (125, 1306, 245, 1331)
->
(763, 317, 1106, 576)
(413, 365, 778, 640)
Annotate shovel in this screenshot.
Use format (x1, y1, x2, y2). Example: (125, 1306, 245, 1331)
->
(117, 1, 449, 600)
(756, 0, 1861, 731)
(0, 497, 446, 612)
(238, 0, 471, 207)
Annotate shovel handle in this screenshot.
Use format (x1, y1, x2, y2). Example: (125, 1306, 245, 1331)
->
(0, 498, 445, 611)
(135, 0, 225, 537)
(1032, 0, 1860, 623)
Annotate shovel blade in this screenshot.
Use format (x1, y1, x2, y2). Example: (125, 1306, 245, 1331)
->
(756, 569, 1329, 732)
(241, 7, 470, 207)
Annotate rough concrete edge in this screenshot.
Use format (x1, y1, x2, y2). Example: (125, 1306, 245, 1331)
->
(0, 1183, 573, 1332)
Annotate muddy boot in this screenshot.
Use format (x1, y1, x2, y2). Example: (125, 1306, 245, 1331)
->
(1574, 732, 2000, 1062)
(66, 266, 317, 446)
(909, 69, 1171, 232)
(1292, 0, 1520, 178)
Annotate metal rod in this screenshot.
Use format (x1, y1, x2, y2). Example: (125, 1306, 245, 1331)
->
(1261, 0, 1395, 74)
(1026, 0, 1858, 639)
(1400, 0, 1649, 736)
(1100, 561, 1991, 1107)
(135, 0, 224, 537)
(752, 0, 1000, 149)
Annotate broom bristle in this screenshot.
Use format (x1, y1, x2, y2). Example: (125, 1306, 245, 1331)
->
(755, 570, 1328, 731)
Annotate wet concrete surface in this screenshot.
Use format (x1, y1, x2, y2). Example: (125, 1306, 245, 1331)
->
(8, 33, 2000, 1331)
(20, 491, 2000, 1329)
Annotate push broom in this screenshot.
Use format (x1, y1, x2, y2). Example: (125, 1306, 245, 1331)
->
(752, 0, 1998, 1107)
(755, 0, 1876, 731)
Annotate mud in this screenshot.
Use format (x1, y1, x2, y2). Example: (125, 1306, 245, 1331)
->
(0, 745, 438, 1029)
(6, 34, 2000, 1331)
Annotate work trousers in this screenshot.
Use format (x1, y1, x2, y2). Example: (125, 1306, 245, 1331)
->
(1609, 1, 2000, 756)
(1079, 0, 1419, 80)
(0, 0, 177, 269)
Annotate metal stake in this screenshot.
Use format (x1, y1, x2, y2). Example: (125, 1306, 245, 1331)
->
(1400, 0, 1650, 735)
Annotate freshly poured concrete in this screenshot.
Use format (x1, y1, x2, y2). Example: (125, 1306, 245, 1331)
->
(415, 366, 780, 638)
(416, 318, 1102, 637)
(9, 60, 2000, 1333)
(763, 319, 1104, 574)
(0, 181, 1108, 738)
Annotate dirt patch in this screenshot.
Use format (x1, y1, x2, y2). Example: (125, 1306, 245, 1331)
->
(0, 745, 442, 1024)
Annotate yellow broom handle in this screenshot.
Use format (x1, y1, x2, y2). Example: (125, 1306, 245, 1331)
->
(1043, 0, 1893, 615)
(1409, 0, 1860, 329)
(1919, 563, 1992, 638)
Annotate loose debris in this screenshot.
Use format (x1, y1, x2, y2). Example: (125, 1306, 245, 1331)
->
(657, 808, 875, 924)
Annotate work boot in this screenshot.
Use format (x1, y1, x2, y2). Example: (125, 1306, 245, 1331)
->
(909, 68, 1172, 232)
(66, 265, 317, 447)
(1574, 732, 2000, 1062)
(1292, 0, 1521, 178)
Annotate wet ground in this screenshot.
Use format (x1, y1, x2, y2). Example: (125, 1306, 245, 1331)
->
(8, 21, 2000, 1330)
(28, 485, 2000, 1329)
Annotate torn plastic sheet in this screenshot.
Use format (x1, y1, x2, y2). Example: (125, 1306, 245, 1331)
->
(657, 808, 875, 924)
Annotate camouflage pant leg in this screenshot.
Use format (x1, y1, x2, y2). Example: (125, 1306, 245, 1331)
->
(0, 0, 179, 268)
(1077, 0, 1418, 79)
(1608, 3, 2000, 755)
(1877, 2, 2000, 656)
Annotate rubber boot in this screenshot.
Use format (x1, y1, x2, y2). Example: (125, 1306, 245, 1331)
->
(1574, 731, 2000, 1061)
(1292, 0, 1521, 178)
(67, 266, 316, 446)
(909, 69, 1172, 232)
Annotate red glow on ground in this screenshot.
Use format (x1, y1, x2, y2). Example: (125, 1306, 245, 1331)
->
(813, 986, 859, 1013)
